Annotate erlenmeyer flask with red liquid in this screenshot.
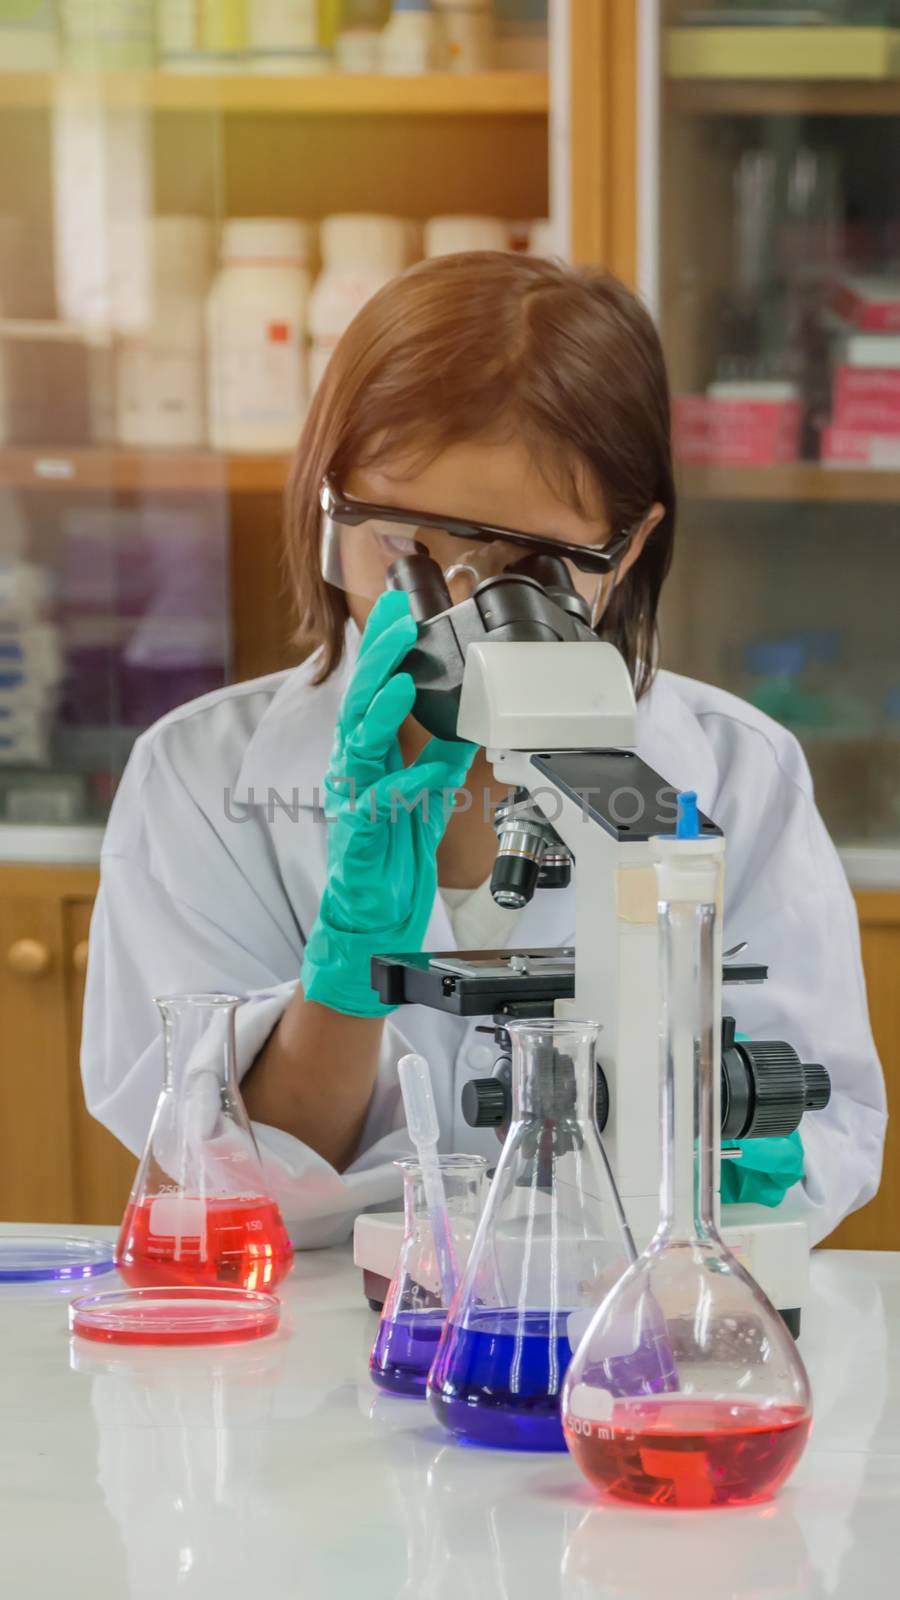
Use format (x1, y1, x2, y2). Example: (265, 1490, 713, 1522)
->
(116, 993, 294, 1294)
(562, 829, 813, 1509)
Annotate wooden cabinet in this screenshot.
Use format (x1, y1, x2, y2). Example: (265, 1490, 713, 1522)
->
(823, 892, 900, 1252)
(0, 864, 134, 1225)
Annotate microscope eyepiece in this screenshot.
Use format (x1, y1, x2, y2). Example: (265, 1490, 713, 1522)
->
(507, 552, 592, 626)
(395, 551, 598, 739)
(386, 553, 452, 622)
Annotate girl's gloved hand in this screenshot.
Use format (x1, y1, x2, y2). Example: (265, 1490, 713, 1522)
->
(721, 1130, 805, 1208)
(721, 1032, 805, 1208)
(302, 590, 477, 1017)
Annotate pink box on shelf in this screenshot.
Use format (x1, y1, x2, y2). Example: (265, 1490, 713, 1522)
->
(672, 395, 714, 464)
(831, 276, 900, 333)
(711, 403, 802, 465)
(673, 389, 802, 467)
(832, 366, 900, 432)
(820, 425, 900, 468)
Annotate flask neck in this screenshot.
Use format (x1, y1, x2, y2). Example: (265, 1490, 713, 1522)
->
(402, 1166, 424, 1235)
(657, 900, 718, 1243)
(156, 993, 241, 1094)
(509, 1022, 597, 1132)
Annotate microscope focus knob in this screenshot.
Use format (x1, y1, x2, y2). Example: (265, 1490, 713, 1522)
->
(800, 1063, 831, 1113)
(739, 1042, 831, 1139)
(595, 1065, 610, 1134)
(462, 1077, 510, 1129)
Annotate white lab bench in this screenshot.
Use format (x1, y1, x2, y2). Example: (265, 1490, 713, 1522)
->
(0, 1225, 898, 1600)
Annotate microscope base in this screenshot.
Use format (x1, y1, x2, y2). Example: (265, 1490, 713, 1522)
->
(353, 1207, 810, 1328)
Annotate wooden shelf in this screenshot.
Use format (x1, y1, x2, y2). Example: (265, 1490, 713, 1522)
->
(666, 23, 900, 115)
(679, 463, 900, 504)
(667, 25, 900, 82)
(0, 447, 289, 493)
(668, 78, 900, 116)
(0, 69, 547, 116)
(5, 451, 899, 504)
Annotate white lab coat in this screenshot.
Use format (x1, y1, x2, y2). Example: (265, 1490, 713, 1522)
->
(82, 628, 886, 1248)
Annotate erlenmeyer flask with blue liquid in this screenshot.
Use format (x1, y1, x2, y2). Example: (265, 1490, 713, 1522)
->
(427, 1018, 670, 1450)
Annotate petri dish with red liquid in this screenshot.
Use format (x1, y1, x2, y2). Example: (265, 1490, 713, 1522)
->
(69, 1285, 281, 1347)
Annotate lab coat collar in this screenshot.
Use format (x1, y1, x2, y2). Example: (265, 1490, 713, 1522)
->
(231, 631, 360, 808)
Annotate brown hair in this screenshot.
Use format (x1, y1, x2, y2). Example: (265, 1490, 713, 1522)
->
(285, 251, 675, 698)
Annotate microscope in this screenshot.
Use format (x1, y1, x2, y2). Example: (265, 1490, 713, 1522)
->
(354, 553, 830, 1332)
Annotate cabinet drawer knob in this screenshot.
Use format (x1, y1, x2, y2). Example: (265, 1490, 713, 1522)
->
(7, 938, 51, 978)
(72, 939, 89, 975)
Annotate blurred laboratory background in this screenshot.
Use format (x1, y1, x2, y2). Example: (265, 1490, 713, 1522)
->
(0, 0, 897, 1249)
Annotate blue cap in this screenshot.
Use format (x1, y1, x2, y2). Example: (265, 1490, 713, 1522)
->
(795, 628, 841, 665)
(744, 639, 808, 679)
(884, 684, 900, 723)
(675, 791, 700, 840)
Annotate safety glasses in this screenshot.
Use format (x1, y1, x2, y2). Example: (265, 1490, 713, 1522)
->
(320, 475, 636, 605)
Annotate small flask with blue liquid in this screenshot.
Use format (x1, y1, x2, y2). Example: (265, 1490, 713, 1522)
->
(370, 1154, 486, 1397)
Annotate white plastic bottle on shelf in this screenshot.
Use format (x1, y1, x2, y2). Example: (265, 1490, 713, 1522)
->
(335, 0, 387, 71)
(0, 1, 59, 70)
(60, 1, 156, 69)
(247, 0, 330, 72)
(380, 0, 445, 73)
(115, 216, 212, 450)
(206, 218, 311, 453)
(308, 214, 408, 391)
(527, 217, 558, 257)
(157, 0, 204, 71)
(434, 0, 491, 72)
(424, 214, 508, 257)
(197, 0, 247, 69)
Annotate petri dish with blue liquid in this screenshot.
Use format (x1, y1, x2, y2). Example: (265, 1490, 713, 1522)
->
(0, 1234, 116, 1284)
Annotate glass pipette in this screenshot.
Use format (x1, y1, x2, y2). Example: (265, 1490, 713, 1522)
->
(397, 1053, 459, 1307)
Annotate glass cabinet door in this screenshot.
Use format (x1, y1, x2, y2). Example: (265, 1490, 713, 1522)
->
(658, 1, 900, 860)
(0, 3, 551, 849)
(0, 32, 229, 838)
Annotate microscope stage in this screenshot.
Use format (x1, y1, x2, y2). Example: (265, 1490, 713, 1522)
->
(371, 948, 767, 1018)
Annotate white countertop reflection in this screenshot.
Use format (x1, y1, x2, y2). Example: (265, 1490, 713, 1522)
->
(0, 1225, 898, 1600)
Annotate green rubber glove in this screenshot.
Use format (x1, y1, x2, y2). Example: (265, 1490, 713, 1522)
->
(721, 1131, 805, 1208)
(721, 1032, 805, 1207)
(302, 589, 477, 1017)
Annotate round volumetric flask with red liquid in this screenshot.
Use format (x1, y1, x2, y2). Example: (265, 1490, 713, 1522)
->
(69, 1285, 281, 1347)
(115, 994, 294, 1294)
(562, 826, 813, 1509)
